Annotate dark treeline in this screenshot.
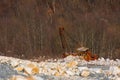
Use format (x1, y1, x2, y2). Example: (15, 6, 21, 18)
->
(0, 0, 120, 59)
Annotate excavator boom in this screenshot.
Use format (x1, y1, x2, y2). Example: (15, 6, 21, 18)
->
(59, 27, 68, 52)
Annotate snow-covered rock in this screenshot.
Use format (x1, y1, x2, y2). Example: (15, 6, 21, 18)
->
(0, 55, 120, 80)
(89, 68, 103, 73)
(33, 76, 44, 80)
(9, 75, 44, 80)
(66, 70, 75, 76)
(66, 61, 78, 68)
(80, 70, 90, 77)
(109, 66, 120, 75)
(9, 75, 27, 80)
(10, 60, 20, 67)
(78, 67, 89, 72)
(64, 55, 80, 62)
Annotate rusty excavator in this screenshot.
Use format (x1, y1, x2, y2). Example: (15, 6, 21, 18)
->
(59, 27, 98, 61)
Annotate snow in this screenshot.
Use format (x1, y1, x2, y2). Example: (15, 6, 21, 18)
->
(0, 55, 120, 80)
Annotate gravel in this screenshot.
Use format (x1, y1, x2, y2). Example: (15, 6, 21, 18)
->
(0, 56, 120, 80)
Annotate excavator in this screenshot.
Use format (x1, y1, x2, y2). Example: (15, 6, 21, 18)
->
(59, 27, 98, 61)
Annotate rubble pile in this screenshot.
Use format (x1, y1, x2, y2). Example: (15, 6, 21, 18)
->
(0, 55, 120, 80)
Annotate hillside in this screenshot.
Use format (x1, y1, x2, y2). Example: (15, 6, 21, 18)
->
(0, 0, 120, 59)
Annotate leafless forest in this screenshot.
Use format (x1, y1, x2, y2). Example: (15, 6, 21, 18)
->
(0, 0, 120, 59)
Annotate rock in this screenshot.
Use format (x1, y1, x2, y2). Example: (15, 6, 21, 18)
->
(17, 63, 40, 75)
(81, 70, 90, 77)
(116, 77, 120, 80)
(24, 66, 39, 75)
(24, 63, 39, 74)
(64, 55, 79, 62)
(78, 67, 88, 72)
(0, 55, 120, 80)
(54, 72, 60, 76)
(89, 68, 103, 73)
(31, 67, 39, 75)
(109, 66, 120, 75)
(79, 56, 84, 60)
(10, 75, 44, 80)
(15, 67, 24, 72)
(10, 60, 20, 67)
(66, 70, 75, 76)
(53, 68, 66, 76)
(9, 75, 27, 80)
(99, 57, 105, 61)
(48, 69, 56, 75)
(33, 76, 44, 80)
(66, 61, 78, 68)
(27, 63, 37, 68)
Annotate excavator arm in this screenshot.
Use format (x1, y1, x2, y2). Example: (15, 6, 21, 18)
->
(59, 27, 68, 52)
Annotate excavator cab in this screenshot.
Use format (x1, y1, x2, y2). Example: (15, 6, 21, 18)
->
(76, 47, 98, 61)
(76, 47, 89, 56)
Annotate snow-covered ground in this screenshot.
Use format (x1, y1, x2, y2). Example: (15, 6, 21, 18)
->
(0, 55, 120, 80)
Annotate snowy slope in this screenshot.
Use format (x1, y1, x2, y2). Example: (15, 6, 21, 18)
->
(0, 55, 120, 80)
